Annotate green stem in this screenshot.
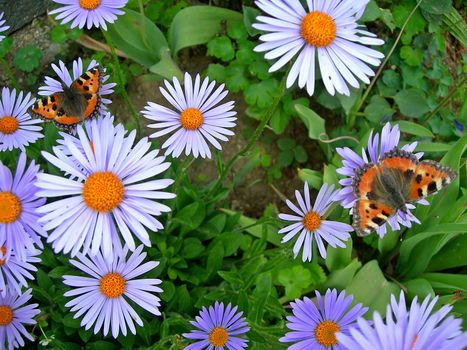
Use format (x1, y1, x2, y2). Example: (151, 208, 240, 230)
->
(350, 0, 424, 127)
(0, 57, 17, 89)
(424, 75, 466, 121)
(101, 30, 142, 137)
(205, 71, 288, 200)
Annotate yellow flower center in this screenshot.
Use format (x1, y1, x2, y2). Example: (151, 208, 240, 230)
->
(99, 272, 126, 298)
(0, 192, 22, 224)
(303, 211, 321, 231)
(0, 306, 13, 326)
(315, 320, 340, 346)
(0, 246, 6, 266)
(180, 108, 204, 130)
(209, 327, 229, 347)
(301, 11, 336, 47)
(79, 0, 101, 10)
(0, 116, 19, 135)
(82, 172, 124, 212)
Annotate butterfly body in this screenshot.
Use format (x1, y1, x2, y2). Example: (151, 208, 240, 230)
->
(352, 148, 457, 236)
(31, 66, 103, 131)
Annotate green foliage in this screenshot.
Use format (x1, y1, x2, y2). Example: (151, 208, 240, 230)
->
(13, 45, 42, 72)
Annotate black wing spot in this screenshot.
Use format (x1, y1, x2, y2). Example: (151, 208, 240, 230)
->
(77, 80, 84, 85)
(405, 169, 414, 178)
(417, 188, 423, 197)
(382, 210, 390, 217)
(442, 178, 447, 186)
(372, 217, 385, 225)
(49, 96, 56, 103)
(84, 93, 92, 100)
(365, 209, 370, 214)
(52, 105, 57, 111)
(84, 86, 90, 91)
(425, 172, 429, 176)
(428, 182, 437, 193)
(415, 174, 423, 184)
(369, 203, 378, 210)
(367, 192, 376, 200)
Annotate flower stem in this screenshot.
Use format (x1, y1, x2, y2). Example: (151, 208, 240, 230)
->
(206, 71, 288, 200)
(101, 30, 142, 137)
(350, 0, 424, 127)
(0, 57, 17, 89)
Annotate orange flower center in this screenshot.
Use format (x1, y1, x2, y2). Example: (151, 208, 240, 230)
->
(82, 172, 124, 212)
(0, 306, 13, 326)
(0, 192, 22, 224)
(209, 327, 229, 347)
(0, 116, 19, 135)
(180, 108, 204, 130)
(303, 211, 321, 231)
(315, 320, 340, 346)
(301, 11, 336, 47)
(79, 0, 101, 10)
(0, 246, 6, 266)
(99, 272, 126, 298)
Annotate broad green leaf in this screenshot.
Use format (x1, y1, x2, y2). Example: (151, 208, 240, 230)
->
(337, 88, 361, 116)
(428, 233, 467, 271)
(278, 265, 323, 300)
(420, 0, 452, 15)
(168, 6, 243, 54)
(207, 36, 235, 61)
(243, 6, 262, 36)
(295, 104, 326, 140)
(403, 278, 435, 299)
(298, 168, 322, 189)
(413, 142, 452, 153)
(395, 120, 434, 138)
(149, 47, 183, 80)
(394, 89, 430, 118)
(360, 0, 382, 21)
(324, 259, 362, 290)
(422, 273, 467, 293)
(364, 95, 394, 123)
(346, 260, 400, 316)
(325, 239, 352, 272)
(107, 9, 168, 68)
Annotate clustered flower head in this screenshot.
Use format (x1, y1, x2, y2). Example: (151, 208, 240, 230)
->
(253, 0, 384, 96)
(278, 182, 353, 261)
(50, 0, 128, 30)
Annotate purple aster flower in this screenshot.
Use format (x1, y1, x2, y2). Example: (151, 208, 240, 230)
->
(38, 58, 115, 116)
(35, 117, 175, 259)
(0, 246, 40, 296)
(49, 0, 127, 30)
(280, 289, 367, 349)
(337, 291, 467, 350)
(0, 153, 46, 261)
(253, 0, 384, 96)
(0, 287, 40, 350)
(0, 87, 43, 152)
(0, 12, 9, 42)
(142, 73, 237, 159)
(63, 245, 162, 338)
(279, 182, 353, 262)
(183, 301, 249, 350)
(335, 122, 426, 238)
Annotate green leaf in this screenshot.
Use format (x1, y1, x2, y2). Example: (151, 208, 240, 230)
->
(0, 37, 12, 58)
(13, 46, 42, 72)
(325, 239, 352, 272)
(337, 88, 361, 116)
(243, 6, 262, 36)
(277, 151, 294, 167)
(244, 79, 279, 108)
(181, 237, 205, 259)
(346, 260, 400, 315)
(298, 168, 322, 190)
(404, 278, 435, 299)
(422, 273, 467, 293)
(63, 314, 81, 329)
(428, 233, 467, 271)
(395, 121, 434, 137)
(360, 1, 382, 22)
(420, 0, 452, 15)
(324, 259, 362, 290)
(400, 46, 424, 66)
(168, 6, 243, 54)
(295, 104, 326, 140)
(149, 47, 183, 80)
(294, 146, 308, 163)
(107, 9, 168, 68)
(278, 265, 316, 299)
(207, 36, 235, 61)
(394, 89, 430, 118)
(413, 142, 452, 153)
(443, 8, 467, 47)
(277, 138, 296, 151)
(364, 95, 394, 123)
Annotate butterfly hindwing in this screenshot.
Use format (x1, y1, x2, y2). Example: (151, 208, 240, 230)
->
(353, 198, 395, 236)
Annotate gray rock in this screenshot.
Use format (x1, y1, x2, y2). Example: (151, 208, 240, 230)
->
(0, 0, 50, 33)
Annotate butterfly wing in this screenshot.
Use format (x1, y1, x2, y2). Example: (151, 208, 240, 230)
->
(409, 160, 457, 200)
(352, 163, 397, 236)
(31, 66, 103, 131)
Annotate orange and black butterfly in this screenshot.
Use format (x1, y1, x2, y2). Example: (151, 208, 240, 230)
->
(352, 148, 457, 236)
(31, 66, 103, 131)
